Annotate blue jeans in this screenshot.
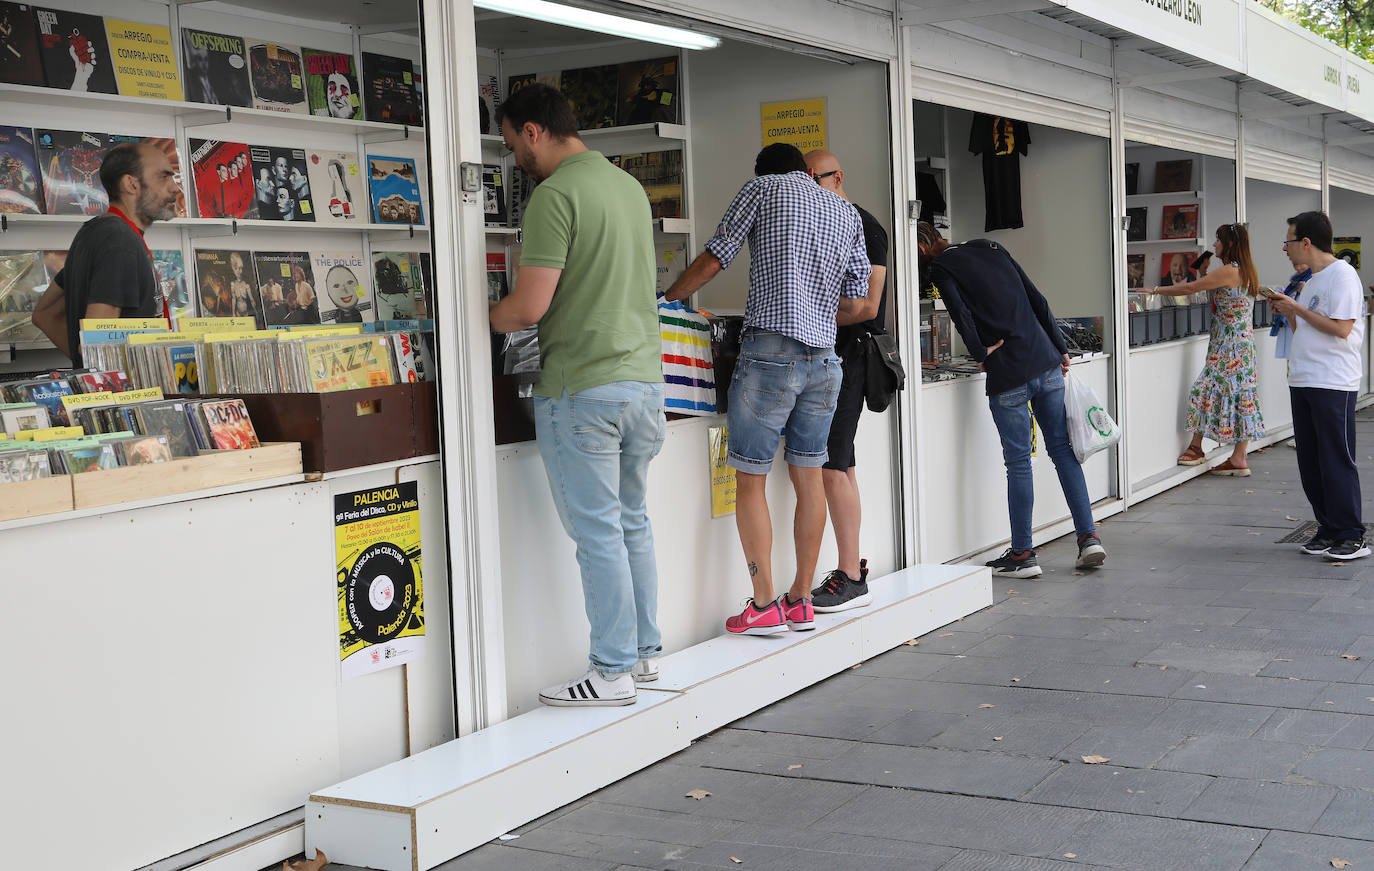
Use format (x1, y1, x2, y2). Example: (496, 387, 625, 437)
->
(986, 366, 1096, 552)
(534, 381, 666, 675)
(726, 329, 842, 475)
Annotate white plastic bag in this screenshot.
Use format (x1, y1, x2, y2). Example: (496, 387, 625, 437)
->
(1064, 372, 1120, 463)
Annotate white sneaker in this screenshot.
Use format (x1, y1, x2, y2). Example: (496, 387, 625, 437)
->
(538, 668, 636, 707)
(631, 657, 659, 683)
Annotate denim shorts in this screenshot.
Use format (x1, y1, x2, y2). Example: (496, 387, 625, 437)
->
(726, 329, 841, 475)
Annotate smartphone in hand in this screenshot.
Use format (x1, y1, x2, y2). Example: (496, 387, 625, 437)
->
(1190, 251, 1213, 271)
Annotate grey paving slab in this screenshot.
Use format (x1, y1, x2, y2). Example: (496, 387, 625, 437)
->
(499, 829, 724, 868)
(1181, 778, 1336, 831)
(542, 803, 743, 848)
(1306, 595, 1374, 616)
(1145, 699, 1277, 738)
(849, 649, 958, 680)
(908, 630, 989, 654)
(673, 731, 857, 777)
(863, 710, 969, 747)
(1301, 681, 1374, 715)
(937, 851, 1113, 870)
(1241, 575, 1365, 596)
(1137, 644, 1275, 675)
(967, 614, 1106, 639)
(430, 844, 614, 871)
(1292, 747, 1374, 789)
(729, 697, 909, 740)
(926, 655, 1047, 687)
(926, 716, 1087, 758)
(677, 837, 956, 871)
(592, 763, 868, 826)
(960, 634, 1160, 666)
(1157, 735, 1307, 780)
(814, 788, 1095, 856)
(1240, 831, 1374, 870)
(1258, 654, 1370, 682)
(1053, 812, 1263, 871)
(1310, 788, 1374, 840)
(1169, 672, 1328, 708)
(1209, 589, 1324, 611)
(800, 742, 1061, 800)
(1253, 708, 1374, 749)
(1056, 726, 1189, 769)
(943, 608, 1010, 633)
(1024, 763, 1212, 815)
(1016, 662, 1195, 697)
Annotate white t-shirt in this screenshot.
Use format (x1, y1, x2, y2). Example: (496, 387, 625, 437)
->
(1288, 258, 1366, 391)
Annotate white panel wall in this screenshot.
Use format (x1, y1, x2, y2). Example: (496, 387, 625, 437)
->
(496, 409, 898, 713)
(1244, 178, 1322, 288)
(1329, 187, 1374, 290)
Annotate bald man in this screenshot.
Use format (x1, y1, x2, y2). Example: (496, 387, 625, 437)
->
(803, 149, 889, 613)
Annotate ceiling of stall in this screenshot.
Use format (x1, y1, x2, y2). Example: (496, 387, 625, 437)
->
(198, 0, 421, 34)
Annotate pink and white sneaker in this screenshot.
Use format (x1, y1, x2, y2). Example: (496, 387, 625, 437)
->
(725, 598, 788, 636)
(780, 594, 815, 631)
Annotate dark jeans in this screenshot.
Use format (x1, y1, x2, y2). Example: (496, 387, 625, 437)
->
(1290, 387, 1364, 542)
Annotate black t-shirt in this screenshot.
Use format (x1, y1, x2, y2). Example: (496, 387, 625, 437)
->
(836, 204, 889, 349)
(969, 113, 1030, 232)
(56, 214, 159, 366)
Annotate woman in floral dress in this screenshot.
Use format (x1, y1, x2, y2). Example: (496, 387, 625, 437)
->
(1149, 222, 1264, 476)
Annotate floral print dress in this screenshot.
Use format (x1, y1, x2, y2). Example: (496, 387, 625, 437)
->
(1185, 282, 1265, 443)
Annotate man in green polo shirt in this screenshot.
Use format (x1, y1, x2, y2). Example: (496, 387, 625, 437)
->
(490, 83, 666, 708)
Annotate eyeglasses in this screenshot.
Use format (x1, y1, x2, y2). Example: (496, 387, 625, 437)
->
(812, 170, 838, 183)
(1281, 238, 1304, 247)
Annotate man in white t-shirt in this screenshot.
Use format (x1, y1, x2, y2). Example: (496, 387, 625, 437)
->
(1270, 211, 1369, 561)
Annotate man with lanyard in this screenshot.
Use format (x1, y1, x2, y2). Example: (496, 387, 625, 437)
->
(803, 148, 888, 613)
(665, 143, 870, 636)
(32, 142, 178, 364)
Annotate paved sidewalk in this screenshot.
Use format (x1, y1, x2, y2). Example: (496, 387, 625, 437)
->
(420, 414, 1374, 870)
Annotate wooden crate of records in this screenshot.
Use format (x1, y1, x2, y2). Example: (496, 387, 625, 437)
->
(70, 442, 302, 509)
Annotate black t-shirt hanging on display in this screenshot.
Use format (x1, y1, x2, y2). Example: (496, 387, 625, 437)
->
(968, 113, 1030, 232)
(916, 171, 946, 224)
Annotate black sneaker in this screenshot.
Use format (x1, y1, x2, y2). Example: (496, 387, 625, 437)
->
(1076, 532, 1106, 569)
(985, 548, 1042, 579)
(1324, 539, 1371, 561)
(811, 569, 873, 613)
(1300, 533, 1335, 556)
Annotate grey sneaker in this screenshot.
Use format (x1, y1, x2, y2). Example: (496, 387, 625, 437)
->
(1324, 539, 1371, 561)
(631, 657, 659, 683)
(1076, 532, 1106, 569)
(985, 548, 1042, 579)
(1301, 533, 1335, 556)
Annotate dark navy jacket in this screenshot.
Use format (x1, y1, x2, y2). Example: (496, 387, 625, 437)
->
(927, 239, 1068, 396)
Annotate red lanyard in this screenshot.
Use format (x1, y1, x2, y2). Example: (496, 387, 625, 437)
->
(106, 206, 170, 322)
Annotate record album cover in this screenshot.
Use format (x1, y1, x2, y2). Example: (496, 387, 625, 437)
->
(1161, 203, 1198, 240)
(0, 125, 42, 214)
(481, 163, 506, 225)
(619, 149, 682, 218)
(561, 64, 617, 130)
(180, 27, 251, 107)
(616, 56, 678, 125)
(1126, 206, 1147, 242)
(190, 138, 255, 219)
(195, 249, 262, 325)
(306, 149, 362, 224)
(486, 251, 507, 302)
(0, 249, 46, 344)
(152, 249, 192, 324)
(1127, 253, 1145, 289)
(0, 2, 44, 86)
(367, 155, 422, 225)
(312, 249, 372, 324)
(33, 6, 117, 93)
(1153, 159, 1193, 193)
(250, 144, 314, 221)
(302, 47, 361, 119)
(478, 74, 499, 135)
(248, 42, 307, 114)
(200, 398, 259, 449)
(361, 51, 422, 126)
(35, 128, 108, 214)
(372, 251, 426, 320)
(253, 250, 319, 327)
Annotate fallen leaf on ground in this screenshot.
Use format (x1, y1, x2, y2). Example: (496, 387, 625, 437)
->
(979, 703, 996, 708)
(1008, 590, 1019, 595)
(685, 789, 711, 800)
(940, 633, 954, 637)
(1285, 515, 1301, 521)
(1064, 854, 1077, 859)
(1073, 571, 1084, 576)
(1011, 677, 1021, 683)
(993, 736, 1004, 741)
(1274, 659, 1294, 662)
(497, 834, 520, 841)
(1081, 755, 1110, 764)
(1247, 532, 1261, 536)
(787, 764, 803, 770)
(903, 639, 919, 646)
(1342, 654, 1361, 661)
(1244, 489, 1255, 494)
(283, 852, 328, 871)
(730, 858, 743, 864)
(1332, 860, 1351, 869)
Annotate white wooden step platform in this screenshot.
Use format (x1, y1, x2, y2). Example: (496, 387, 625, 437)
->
(305, 563, 990, 871)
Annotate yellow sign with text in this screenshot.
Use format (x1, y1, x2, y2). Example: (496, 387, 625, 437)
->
(761, 98, 827, 153)
(105, 19, 185, 101)
(708, 425, 736, 518)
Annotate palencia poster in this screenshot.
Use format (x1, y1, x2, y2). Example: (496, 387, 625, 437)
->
(335, 482, 424, 679)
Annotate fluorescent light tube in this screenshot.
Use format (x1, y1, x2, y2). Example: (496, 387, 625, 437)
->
(474, 0, 720, 50)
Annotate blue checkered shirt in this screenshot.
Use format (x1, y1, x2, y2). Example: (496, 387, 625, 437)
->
(704, 171, 870, 348)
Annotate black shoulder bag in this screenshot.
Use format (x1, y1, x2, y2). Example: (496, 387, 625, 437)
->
(862, 331, 905, 412)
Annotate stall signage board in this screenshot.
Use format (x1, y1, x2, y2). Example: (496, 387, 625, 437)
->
(1344, 56, 1374, 125)
(1065, 0, 1241, 74)
(334, 482, 425, 679)
(1245, 6, 1345, 111)
(708, 425, 735, 518)
(761, 98, 827, 153)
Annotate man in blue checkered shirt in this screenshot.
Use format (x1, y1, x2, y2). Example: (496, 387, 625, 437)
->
(665, 142, 870, 637)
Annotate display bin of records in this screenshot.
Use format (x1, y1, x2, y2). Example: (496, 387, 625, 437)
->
(1188, 303, 1206, 336)
(69, 442, 303, 510)
(1128, 311, 1147, 348)
(214, 383, 432, 472)
(411, 380, 439, 457)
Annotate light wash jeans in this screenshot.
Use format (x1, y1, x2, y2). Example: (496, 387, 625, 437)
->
(986, 366, 1096, 552)
(534, 380, 666, 675)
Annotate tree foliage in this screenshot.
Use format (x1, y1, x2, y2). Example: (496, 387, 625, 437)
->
(1261, 1, 1374, 62)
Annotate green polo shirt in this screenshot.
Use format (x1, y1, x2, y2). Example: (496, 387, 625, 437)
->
(520, 150, 662, 397)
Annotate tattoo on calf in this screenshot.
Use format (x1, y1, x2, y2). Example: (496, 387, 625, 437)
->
(748, 561, 758, 577)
